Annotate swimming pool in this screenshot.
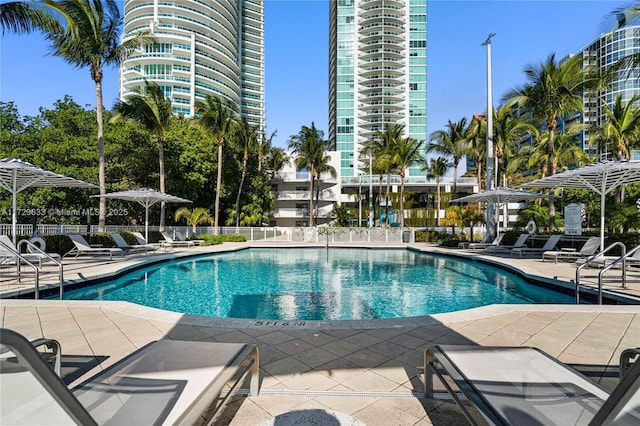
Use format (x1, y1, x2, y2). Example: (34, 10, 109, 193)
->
(63, 248, 574, 320)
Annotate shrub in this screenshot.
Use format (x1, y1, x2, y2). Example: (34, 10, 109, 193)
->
(196, 234, 247, 245)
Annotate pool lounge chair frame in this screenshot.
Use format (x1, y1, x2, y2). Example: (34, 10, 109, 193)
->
(542, 235, 601, 263)
(423, 344, 640, 426)
(483, 233, 529, 254)
(0, 327, 260, 425)
(64, 234, 124, 260)
(110, 233, 153, 254)
(160, 231, 195, 247)
(511, 234, 562, 258)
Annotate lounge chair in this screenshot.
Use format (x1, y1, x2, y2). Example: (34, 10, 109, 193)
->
(110, 233, 154, 254)
(0, 327, 259, 425)
(161, 231, 195, 247)
(64, 234, 124, 260)
(579, 245, 640, 269)
(424, 344, 640, 426)
(175, 230, 205, 246)
(542, 235, 601, 263)
(464, 234, 504, 251)
(131, 231, 160, 249)
(0, 235, 61, 267)
(483, 233, 529, 254)
(511, 234, 562, 258)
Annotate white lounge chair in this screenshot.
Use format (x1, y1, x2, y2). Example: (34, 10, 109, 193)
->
(0, 235, 61, 267)
(0, 327, 259, 425)
(110, 233, 153, 254)
(424, 344, 640, 426)
(175, 230, 205, 246)
(131, 231, 160, 248)
(484, 233, 529, 254)
(542, 236, 601, 263)
(64, 234, 124, 260)
(463, 234, 504, 251)
(511, 234, 562, 258)
(161, 231, 195, 247)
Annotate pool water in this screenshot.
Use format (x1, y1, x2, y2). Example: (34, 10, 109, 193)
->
(63, 248, 574, 320)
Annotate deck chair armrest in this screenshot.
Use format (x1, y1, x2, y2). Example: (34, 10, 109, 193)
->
(620, 348, 640, 379)
(29, 338, 62, 376)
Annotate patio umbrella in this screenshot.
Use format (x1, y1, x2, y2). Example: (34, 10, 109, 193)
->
(519, 161, 640, 251)
(452, 187, 549, 240)
(0, 158, 98, 244)
(94, 188, 192, 241)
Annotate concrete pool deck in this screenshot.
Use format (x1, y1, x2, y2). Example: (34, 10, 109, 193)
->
(1, 242, 640, 425)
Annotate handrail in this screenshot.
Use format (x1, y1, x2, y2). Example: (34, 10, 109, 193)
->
(0, 239, 40, 299)
(575, 241, 626, 304)
(16, 239, 64, 300)
(596, 243, 640, 304)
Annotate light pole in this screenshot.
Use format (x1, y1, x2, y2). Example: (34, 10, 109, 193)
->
(358, 174, 362, 227)
(482, 32, 496, 239)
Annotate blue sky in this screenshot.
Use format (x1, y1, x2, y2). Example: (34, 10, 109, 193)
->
(0, 0, 628, 149)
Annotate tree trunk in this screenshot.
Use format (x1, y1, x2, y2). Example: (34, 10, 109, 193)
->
(158, 136, 165, 231)
(452, 162, 459, 197)
(214, 137, 223, 234)
(399, 172, 405, 227)
(308, 166, 315, 227)
(95, 78, 106, 233)
(436, 178, 441, 226)
(235, 149, 248, 228)
(547, 124, 556, 230)
(385, 171, 391, 225)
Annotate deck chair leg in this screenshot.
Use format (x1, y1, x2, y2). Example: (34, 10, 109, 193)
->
(249, 347, 260, 396)
(423, 348, 434, 398)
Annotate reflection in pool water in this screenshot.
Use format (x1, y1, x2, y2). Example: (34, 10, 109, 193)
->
(63, 248, 574, 320)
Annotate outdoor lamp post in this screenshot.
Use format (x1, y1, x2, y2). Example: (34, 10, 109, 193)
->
(358, 174, 362, 227)
(482, 32, 496, 240)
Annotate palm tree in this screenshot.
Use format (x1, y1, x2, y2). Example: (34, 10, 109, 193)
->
(258, 130, 277, 172)
(428, 118, 468, 198)
(423, 156, 452, 227)
(375, 123, 404, 221)
(602, 94, 640, 161)
(492, 101, 537, 184)
(111, 79, 172, 230)
(313, 150, 337, 224)
(465, 115, 486, 189)
(194, 94, 237, 232)
(233, 118, 258, 227)
(288, 122, 325, 226)
(1, 1, 55, 34)
(174, 207, 214, 234)
(37, 0, 151, 231)
(389, 137, 425, 227)
(265, 147, 289, 184)
(506, 53, 595, 228)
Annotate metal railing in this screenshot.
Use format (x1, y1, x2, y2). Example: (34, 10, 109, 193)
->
(0, 239, 40, 298)
(575, 241, 626, 304)
(16, 239, 64, 300)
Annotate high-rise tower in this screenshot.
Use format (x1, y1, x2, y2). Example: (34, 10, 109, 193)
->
(329, 0, 427, 182)
(120, 0, 264, 132)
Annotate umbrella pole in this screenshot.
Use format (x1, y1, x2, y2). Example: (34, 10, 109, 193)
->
(145, 206, 149, 243)
(12, 173, 17, 245)
(600, 179, 606, 253)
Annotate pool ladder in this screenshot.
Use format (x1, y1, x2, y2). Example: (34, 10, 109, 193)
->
(575, 242, 640, 304)
(0, 239, 64, 299)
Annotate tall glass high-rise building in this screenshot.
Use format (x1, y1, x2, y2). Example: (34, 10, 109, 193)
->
(577, 25, 640, 158)
(329, 0, 427, 181)
(120, 0, 264, 132)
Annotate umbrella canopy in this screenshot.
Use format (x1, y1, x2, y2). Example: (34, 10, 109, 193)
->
(452, 187, 548, 239)
(0, 158, 98, 244)
(518, 161, 640, 250)
(94, 188, 192, 241)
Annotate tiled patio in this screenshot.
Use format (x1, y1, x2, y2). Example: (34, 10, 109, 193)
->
(1, 243, 640, 425)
